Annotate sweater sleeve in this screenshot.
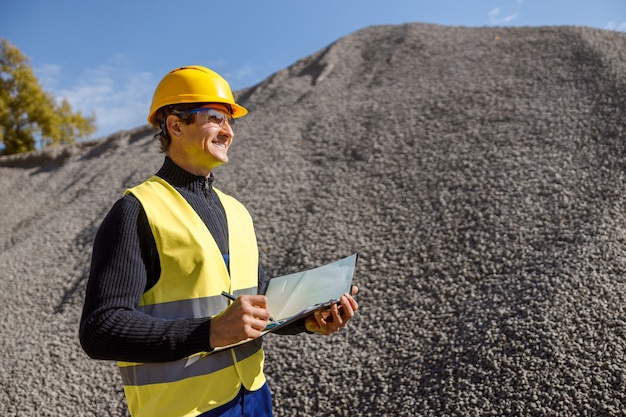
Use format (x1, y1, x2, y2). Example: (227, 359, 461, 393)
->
(79, 195, 213, 363)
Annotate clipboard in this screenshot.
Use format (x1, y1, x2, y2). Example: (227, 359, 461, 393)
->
(263, 253, 357, 330)
(212, 253, 357, 351)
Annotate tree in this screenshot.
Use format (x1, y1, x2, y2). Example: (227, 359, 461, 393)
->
(0, 38, 96, 155)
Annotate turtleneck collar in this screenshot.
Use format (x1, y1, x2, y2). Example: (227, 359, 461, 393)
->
(155, 156, 215, 195)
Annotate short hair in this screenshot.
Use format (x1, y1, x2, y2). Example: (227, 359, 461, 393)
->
(152, 103, 202, 153)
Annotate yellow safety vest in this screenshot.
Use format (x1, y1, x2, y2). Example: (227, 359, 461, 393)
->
(118, 176, 266, 417)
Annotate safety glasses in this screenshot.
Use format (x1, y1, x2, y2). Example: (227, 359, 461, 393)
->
(184, 107, 235, 127)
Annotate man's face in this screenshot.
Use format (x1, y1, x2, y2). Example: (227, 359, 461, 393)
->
(171, 103, 235, 176)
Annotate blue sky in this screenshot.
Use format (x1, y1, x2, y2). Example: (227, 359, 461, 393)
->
(1, 0, 625, 139)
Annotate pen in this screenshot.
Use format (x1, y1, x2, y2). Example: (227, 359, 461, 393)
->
(221, 291, 237, 302)
(221, 291, 280, 326)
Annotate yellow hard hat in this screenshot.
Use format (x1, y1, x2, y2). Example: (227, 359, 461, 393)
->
(148, 65, 248, 127)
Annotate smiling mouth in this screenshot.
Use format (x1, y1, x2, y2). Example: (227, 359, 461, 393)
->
(212, 137, 228, 148)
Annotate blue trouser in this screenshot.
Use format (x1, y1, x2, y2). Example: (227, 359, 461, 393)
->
(199, 383, 274, 417)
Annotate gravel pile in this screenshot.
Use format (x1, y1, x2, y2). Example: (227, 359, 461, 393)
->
(1, 23, 625, 416)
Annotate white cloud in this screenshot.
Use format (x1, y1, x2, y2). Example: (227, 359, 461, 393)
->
(606, 21, 626, 32)
(38, 63, 157, 139)
(35, 64, 62, 89)
(228, 64, 256, 85)
(488, 7, 520, 25)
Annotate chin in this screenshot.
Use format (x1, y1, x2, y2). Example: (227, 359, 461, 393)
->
(209, 159, 228, 169)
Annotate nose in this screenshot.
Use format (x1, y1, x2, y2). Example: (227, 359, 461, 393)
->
(219, 120, 234, 139)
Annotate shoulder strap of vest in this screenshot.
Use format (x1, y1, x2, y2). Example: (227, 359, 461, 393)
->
(212, 187, 259, 290)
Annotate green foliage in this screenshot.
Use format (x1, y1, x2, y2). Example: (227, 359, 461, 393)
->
(0, 38, 96, 155)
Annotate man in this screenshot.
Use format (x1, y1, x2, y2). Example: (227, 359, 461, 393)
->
(79, 65, 358, 417)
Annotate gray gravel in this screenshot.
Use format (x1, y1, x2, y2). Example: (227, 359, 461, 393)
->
(1, 23, 625, 416)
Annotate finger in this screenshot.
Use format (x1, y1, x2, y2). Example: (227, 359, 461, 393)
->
(251, 317, 269, 332)
(239, 298, 272, 322)
(339, 298, 354, 322)
(344, 292, 358, 312)
(326, 303, 343, 331)
(350, 285, 359, 296)
(253, 306, 272, 323)
(314, 309, 327, 325)
(242, 294, 269, 309)
(314, 310, 333, 335)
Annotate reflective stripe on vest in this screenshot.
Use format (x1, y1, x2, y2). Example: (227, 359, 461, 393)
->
(119, 339, 262, 386)
(119, 176, 265, 417)
(136, 288, 255, 320)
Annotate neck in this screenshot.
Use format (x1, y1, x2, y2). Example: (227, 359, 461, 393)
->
(167, 151, 216, 178)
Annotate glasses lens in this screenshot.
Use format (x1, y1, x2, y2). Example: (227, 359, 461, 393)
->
(189, 108, 234, 127)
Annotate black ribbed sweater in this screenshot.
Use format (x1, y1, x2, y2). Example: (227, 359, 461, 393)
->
(79, 157, 299, 363)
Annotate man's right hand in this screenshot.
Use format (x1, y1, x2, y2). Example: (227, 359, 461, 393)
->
(209, 295, 272, 348)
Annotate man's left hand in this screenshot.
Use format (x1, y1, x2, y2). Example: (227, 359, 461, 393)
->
(305, 286, 359, 335)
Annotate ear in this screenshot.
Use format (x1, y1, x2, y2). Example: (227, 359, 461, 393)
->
(166, 115, 184, 138)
